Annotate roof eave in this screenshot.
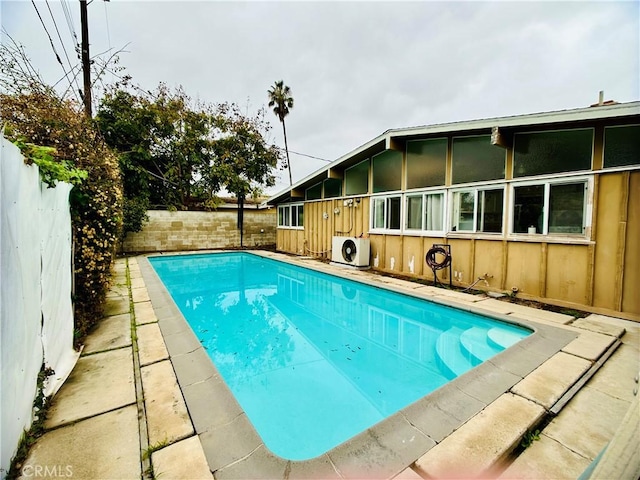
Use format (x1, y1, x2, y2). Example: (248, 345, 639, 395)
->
(266, 101, 640, 206)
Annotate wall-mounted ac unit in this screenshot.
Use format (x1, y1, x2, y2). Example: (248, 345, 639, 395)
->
(331, 236, 370, 268)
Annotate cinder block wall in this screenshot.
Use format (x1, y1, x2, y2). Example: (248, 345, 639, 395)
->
(121, 209, 276, 253)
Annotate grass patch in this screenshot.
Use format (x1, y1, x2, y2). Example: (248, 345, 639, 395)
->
(142, 438, 170, 461)
(520, 429, 541, 449)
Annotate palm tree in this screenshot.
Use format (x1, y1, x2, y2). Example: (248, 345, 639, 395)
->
(267, 80, 294, 186)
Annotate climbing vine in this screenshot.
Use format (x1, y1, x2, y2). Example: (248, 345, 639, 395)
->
(12, 136, 88, 188)
(1, 91, 123, 339)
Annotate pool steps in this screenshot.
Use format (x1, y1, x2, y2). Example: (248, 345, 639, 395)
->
(435, 325, 519, 378)
(460, 326, 504, 361)
(435, 327, 478, 377)
(487, 327, 526, 349)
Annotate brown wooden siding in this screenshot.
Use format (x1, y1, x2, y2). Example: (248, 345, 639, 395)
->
(276, 167, 640, 321)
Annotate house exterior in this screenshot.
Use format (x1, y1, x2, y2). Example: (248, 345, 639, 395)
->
(267, 101, 640, 321)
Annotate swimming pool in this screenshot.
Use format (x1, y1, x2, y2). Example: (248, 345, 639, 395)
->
(149, 252, 531, 461)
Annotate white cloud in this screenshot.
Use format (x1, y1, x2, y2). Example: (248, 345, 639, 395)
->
(2, 0, 638, 194)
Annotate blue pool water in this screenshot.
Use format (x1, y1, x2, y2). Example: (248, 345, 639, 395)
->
(149, 253, 530, 460)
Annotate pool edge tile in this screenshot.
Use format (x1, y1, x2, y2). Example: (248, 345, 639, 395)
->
(182, 376, 243, 435)
(171, 346, 218, 386)
(328, 412, 436, 480)
(402, 384, 486, 443)
(199, 413, 264, 473)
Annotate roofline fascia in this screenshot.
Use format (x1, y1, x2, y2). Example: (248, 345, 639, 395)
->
(389, 101, 640, 138)
(266, 101, 640, 205)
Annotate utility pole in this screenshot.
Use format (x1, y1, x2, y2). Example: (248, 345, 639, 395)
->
(80, 0, 92, 117)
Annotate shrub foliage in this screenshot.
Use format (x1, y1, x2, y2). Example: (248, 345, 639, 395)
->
(1, 90, 123, 338)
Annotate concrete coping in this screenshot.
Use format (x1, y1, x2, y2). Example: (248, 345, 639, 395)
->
(137, 251, 582, 479)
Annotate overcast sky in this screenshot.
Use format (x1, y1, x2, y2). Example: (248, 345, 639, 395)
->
(2, 1, 639, 194)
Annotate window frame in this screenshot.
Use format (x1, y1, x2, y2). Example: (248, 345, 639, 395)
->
(508, 175, 592, 238)
(404, 189, 446, 234)
(345, 158, 370, 196)
(277, 203, 304, 230)
(451, 134, 506, 184)
(323, 178, 343, 198)
(449, 185, 506, 234)
(602, 124, 640, 170)
(405, 137, 448, 189)
(372, 149, 403, 193)
(512, 127, 594, 178)
(305, 182, 322, 201)
(370, 193, 402, 233)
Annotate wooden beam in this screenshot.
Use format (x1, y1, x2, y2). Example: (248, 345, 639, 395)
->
(386, 137, 404, 151)
(327, 168, 343, 180)
(614, 172, 630, 311)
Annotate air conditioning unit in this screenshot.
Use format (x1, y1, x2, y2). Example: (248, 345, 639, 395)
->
(331, 236, 370, 268)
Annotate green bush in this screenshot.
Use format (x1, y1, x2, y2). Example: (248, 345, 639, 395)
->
(1, 91, 123, 338)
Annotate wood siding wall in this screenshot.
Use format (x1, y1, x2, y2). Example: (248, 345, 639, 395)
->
(276, 170, 640, 320)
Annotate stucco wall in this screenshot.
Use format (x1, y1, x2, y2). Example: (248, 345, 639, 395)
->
(122, 209, 276, 253)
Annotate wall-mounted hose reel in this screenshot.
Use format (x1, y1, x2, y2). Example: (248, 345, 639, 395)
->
(425, 244, 452, 287)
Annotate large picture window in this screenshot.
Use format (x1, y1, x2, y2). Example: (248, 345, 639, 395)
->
(345, 159, 370, 196)
(452, 135, 505, 184)
(406, 139, 447, 189)
(604, 125, 640, 168)
(513, 129, 593, 177)
(277, 203, 304, 228)
(512, 180, 588, 235)
(451, 187, 504, 233)
(372, 150, 402, 193)
(372, 195, 401, 231)
(406, 192, 444, 232)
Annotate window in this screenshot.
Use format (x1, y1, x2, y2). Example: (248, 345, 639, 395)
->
(406, 138, 447, 189)
(604, 125, 640, 168)
(323, 178, 342, 198)
(372, 150, 402, 193)
(345, 159, 369, 196)
(452, 135, 505, 184)
(372, 195, 401, 231)
(451, 187, 504, 233)
(278, 205, 290, 227)
(305, 183, 322, 200)
(512, 180, 587, 235)
(513, 129, 593, 177)
(406, 192, 445, 232)
(291, 204, 304, 228)
(277, 203, 303, 228)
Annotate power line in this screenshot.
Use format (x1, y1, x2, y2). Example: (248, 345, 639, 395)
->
(60, 0, 78, 49)
(103, 0, 112, 55)
(45, 0, 81, 101)
(30, 0, 64, 69)
(273, 146, 331, 163)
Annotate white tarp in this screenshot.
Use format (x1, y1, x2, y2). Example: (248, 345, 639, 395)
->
(40, 181, 78, 398)
(0, 135, 78, 477)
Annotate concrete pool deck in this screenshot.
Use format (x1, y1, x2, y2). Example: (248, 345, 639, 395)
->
(17, 251, 639, 479)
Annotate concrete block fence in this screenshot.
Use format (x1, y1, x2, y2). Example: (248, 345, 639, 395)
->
(121, 209, 276, 253)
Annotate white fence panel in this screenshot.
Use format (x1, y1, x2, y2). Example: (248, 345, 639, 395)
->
(0, 135, 77, 477)
(40, 182, 77, 398)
